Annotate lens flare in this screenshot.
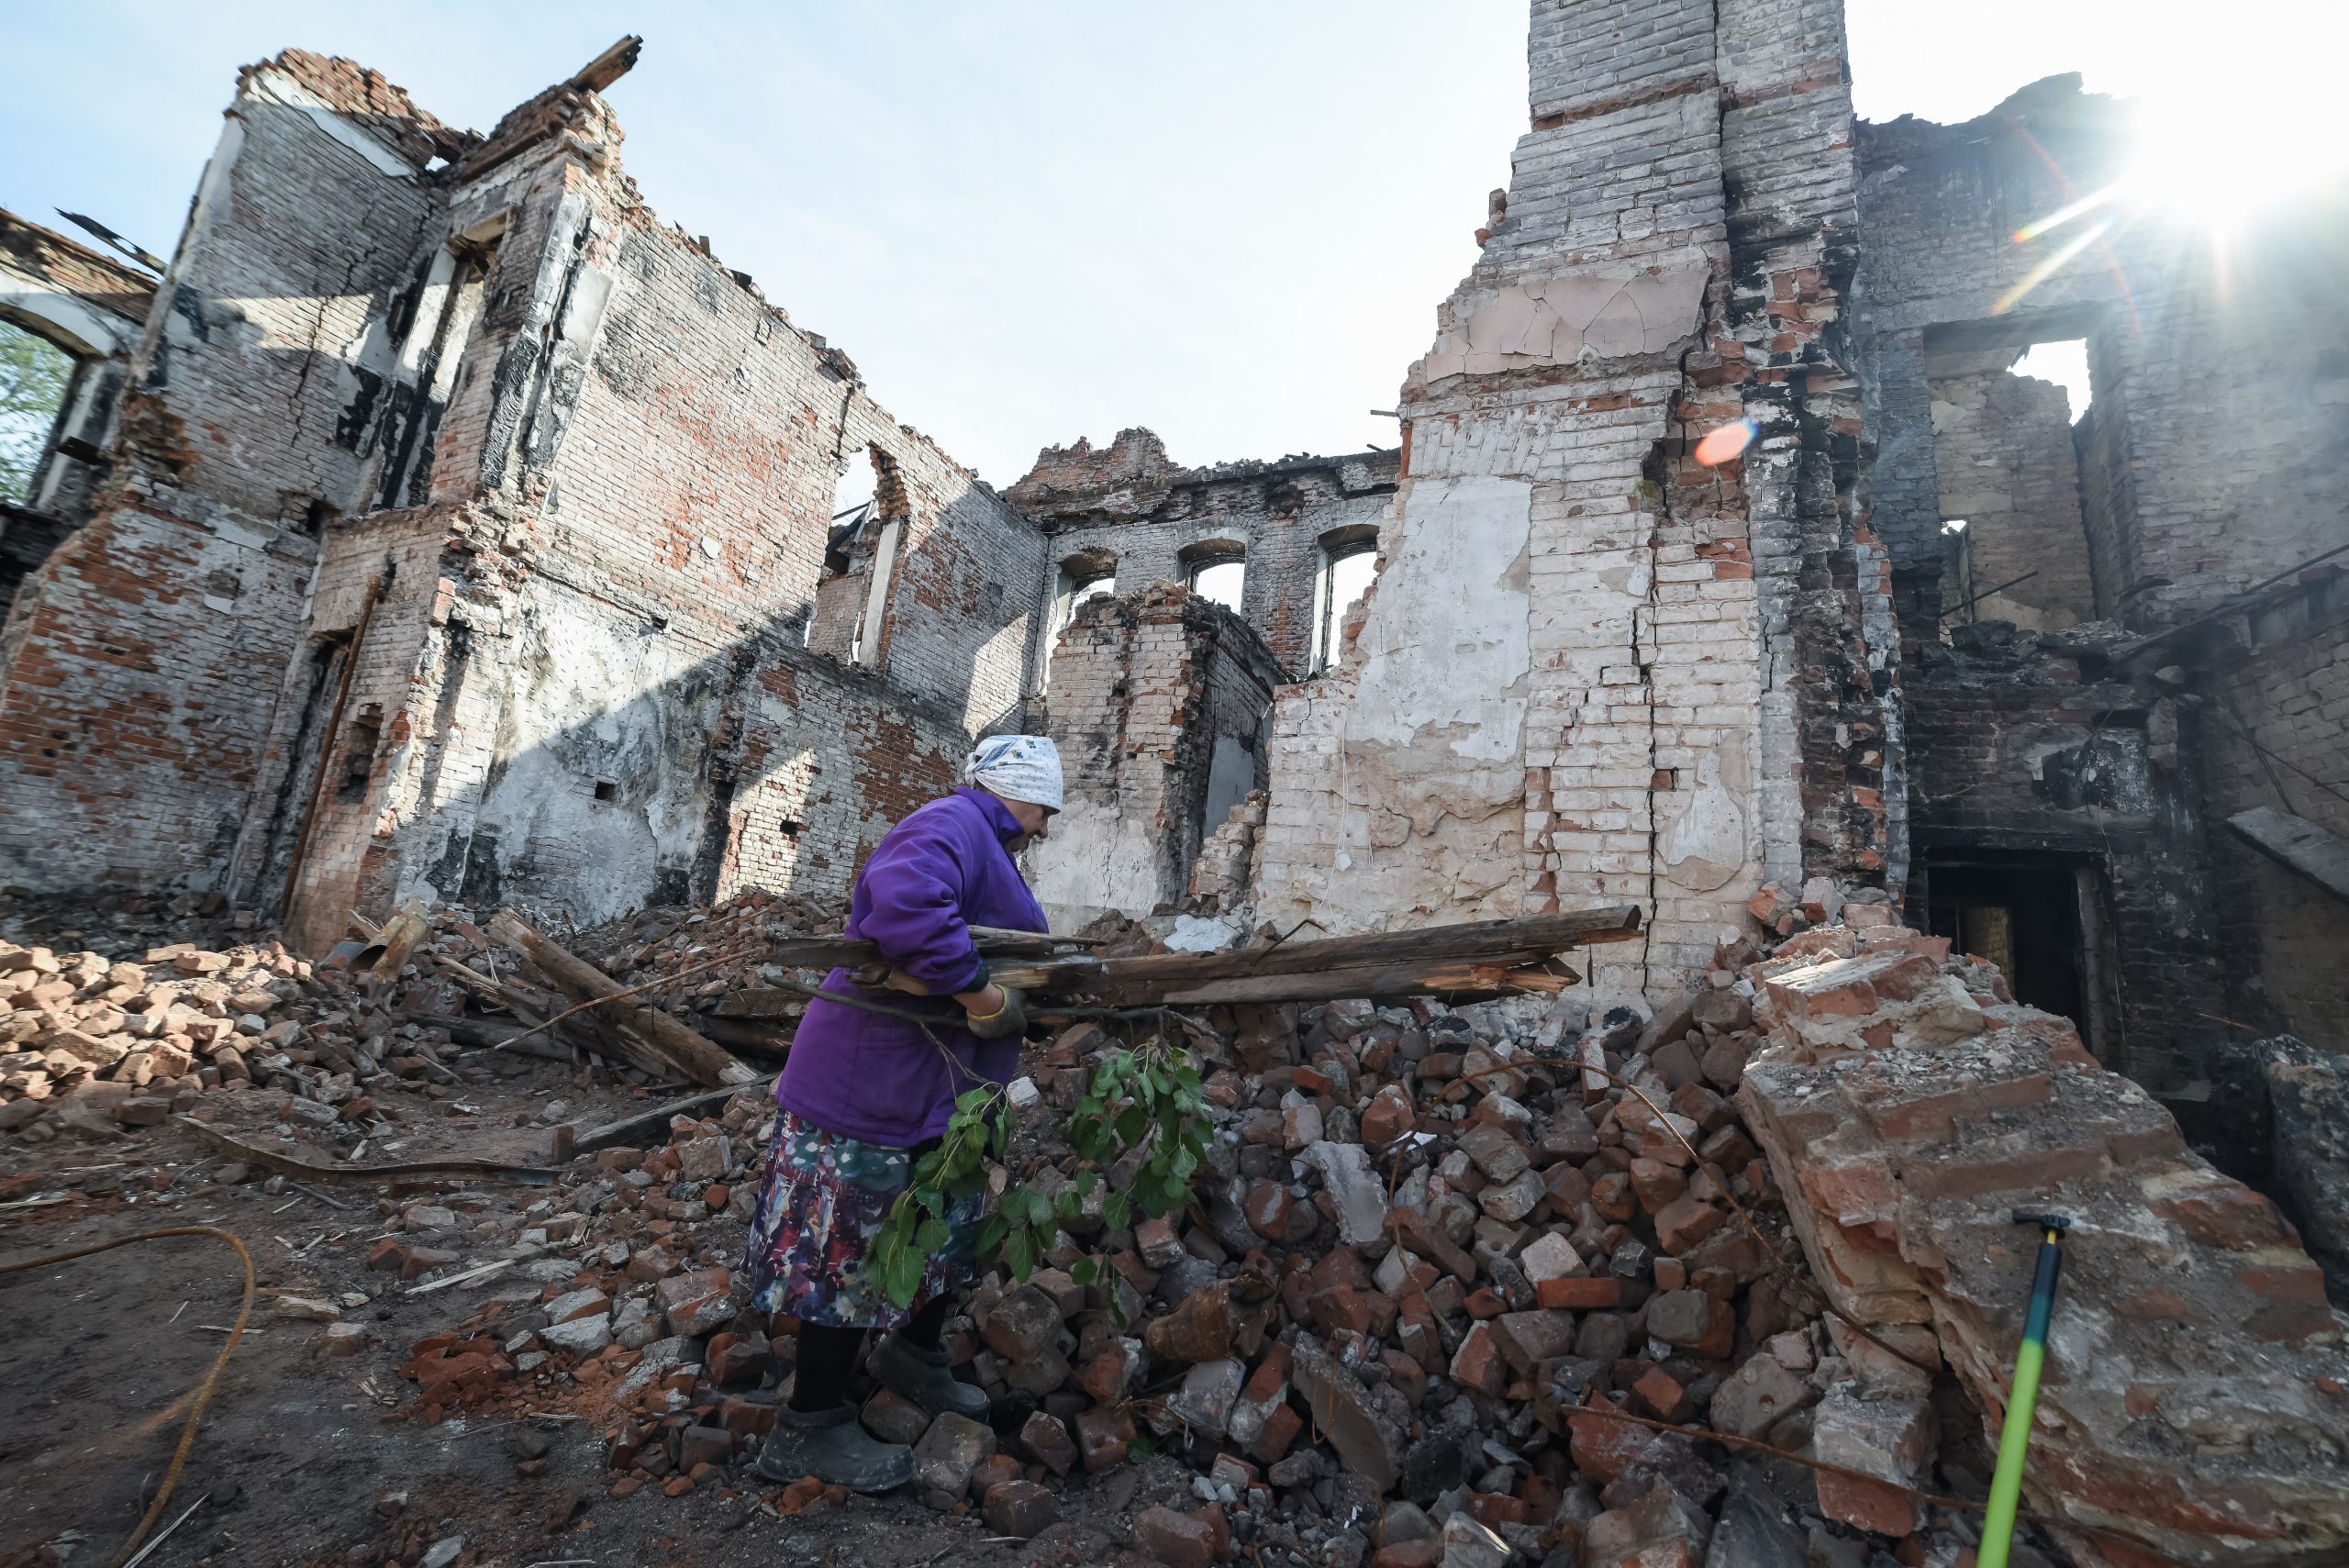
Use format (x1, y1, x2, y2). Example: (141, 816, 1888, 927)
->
(1693, 418, 1757, 467)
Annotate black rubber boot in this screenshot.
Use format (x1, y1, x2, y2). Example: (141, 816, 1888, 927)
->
(754, 1403, 913, 1494)
(868, 1329, 990, 1419)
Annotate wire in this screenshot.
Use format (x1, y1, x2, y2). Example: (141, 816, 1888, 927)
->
(0, 1226, 254, 1568)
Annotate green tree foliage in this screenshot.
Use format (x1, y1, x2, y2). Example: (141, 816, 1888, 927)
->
(865, 1037, 1212, 1313)
(0, 320, 74, 505)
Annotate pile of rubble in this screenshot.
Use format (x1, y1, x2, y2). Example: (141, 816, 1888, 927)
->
(573, 889, 847, 1007)
(0, 931, 445, 1144)
(331, 895, 2007, 1568)
(0, 887, 850, 1150)
(13, 879, 2341, 1568)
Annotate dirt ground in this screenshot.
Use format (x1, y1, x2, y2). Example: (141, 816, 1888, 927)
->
(0, 1054, 1180, 1568)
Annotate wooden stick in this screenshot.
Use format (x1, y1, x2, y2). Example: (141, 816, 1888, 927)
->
(564, 1086, 746, 1155)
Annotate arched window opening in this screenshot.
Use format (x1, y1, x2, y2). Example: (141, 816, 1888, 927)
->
(1311, 527, 1380, 673)
(0, 318, 80, 506)
(1180, 539, 1246, 612)
(1042, 546, 1118, 684)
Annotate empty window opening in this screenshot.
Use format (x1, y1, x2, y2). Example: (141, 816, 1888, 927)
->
(335, 716, 383, 805)
(2012, 338, 2092, 424)
(1042, 546, 1119, 684)
(1181, 541, 1246, 612)
(1190, 558, 1244, 610)
(1923, 318, 2103, 632)
(1311, 528, 1381, 673)
(0, 318, 77, 506)
(593, 779, 618, 802)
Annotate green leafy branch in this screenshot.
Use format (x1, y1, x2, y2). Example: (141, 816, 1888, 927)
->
(865, 1037, 1213, 1309)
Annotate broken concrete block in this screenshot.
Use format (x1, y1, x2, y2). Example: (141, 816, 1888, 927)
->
(910, 1411, 996, 1498)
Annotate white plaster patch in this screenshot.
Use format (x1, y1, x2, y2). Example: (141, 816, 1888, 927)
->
(1657, 751, 1747, 892)
(1349, 474, 1531, 767)
(1026, 796, 1164, 929)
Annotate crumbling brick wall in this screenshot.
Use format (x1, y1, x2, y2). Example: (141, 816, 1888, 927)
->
(2097, 245, 2349, 628)
(250, 80, 1048, 948)
(0, 52, 458, 896)
(1026, 583, 1283, 926)
(1856, 73, 2349, 634)
(1007, 429, 1397, 680)
(1931, 369, 2096, 629)
(3, 48, 1051, 951)
(1248, 0, 1895, 1012)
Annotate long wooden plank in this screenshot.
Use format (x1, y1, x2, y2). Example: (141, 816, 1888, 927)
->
(1097, 906, 1641, 990)
(1148, 957, 1577, 1006)
(179, 1117, 562, 1186)
(764, 925, 1094, 970)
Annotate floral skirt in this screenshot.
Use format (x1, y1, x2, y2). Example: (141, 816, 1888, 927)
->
(740, 1108, 983, 1329)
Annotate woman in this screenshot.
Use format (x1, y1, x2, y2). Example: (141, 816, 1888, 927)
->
(744, 733, 1061, 1492)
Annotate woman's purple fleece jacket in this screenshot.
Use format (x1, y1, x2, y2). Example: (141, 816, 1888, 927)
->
(774, 786, 1047, 1148)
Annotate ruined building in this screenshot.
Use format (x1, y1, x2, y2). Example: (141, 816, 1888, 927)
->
(2, 4, 2343, 1118)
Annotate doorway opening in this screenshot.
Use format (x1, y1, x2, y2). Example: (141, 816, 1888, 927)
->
(1918, 851, 2096, 1035)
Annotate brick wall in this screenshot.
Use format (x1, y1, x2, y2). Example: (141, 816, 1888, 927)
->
(2202, 579, 2349, 1051)
(1931, 369, 2096, 629)
(0, 50, 447, 895)
(1026, 584, 1282, 926)
(1008, 430, 1397, 679)
(2095, 240, 2349, 628)
(1855, 73, 2349, 631)
(1248, 0, 1892, 1014)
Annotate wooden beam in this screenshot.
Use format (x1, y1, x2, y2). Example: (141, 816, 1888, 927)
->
(1096, 906, 1641, 993)
(1151, 958, 1577, 1006)
(763, 926, 1096, 971)
(487, 910, 758, 1088)
(563, 1086, 746, 1156)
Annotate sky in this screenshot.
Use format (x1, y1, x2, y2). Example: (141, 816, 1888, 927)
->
(2, 1, 2341, 484)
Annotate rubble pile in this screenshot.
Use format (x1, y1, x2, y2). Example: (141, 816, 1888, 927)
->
(14, 879, 2342, 1568)
(342, 892, 2032, 1568)
(0, 929, 471, 1145)
(0, 892, 736, 1149)
(574, 889, 847, 1010)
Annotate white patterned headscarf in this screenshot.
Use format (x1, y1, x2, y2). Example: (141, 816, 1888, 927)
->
(962, 734, 1063, 812)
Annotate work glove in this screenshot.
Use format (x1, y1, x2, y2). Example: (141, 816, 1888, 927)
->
(963, 983, 1030, 1040)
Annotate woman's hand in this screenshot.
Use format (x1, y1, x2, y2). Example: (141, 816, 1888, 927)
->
(954, 983, 1030, 1040)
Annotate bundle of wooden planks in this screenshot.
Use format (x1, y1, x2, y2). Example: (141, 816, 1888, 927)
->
(717, 905, 1643, 1017)
(440, 905, 1642, 1091)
